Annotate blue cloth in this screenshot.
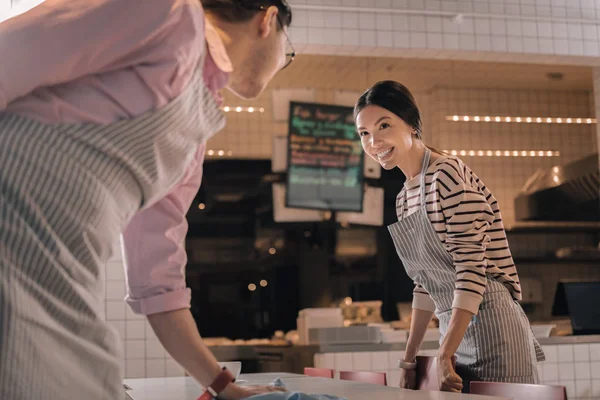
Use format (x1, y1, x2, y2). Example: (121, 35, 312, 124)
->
(244, 378, 347, 400)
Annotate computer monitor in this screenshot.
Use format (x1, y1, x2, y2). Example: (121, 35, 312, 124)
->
(552, 280, 600, 335)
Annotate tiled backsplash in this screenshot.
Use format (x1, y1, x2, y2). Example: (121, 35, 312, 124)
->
(315, 343, 600, 399)
(427, 87, 596, 225)
(211, 81, 597, 226)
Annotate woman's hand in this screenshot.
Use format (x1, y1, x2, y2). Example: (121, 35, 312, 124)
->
(399, 367, 417, 390)
(437, 356, 462, 392)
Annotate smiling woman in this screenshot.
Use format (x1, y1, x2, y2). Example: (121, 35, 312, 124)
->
(354, 81, 444, 178)
(354, 81, 545, 393)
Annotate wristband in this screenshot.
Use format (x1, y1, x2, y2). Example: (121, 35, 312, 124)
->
(398, 359, 417, 370)
(197, 367, 235, 400)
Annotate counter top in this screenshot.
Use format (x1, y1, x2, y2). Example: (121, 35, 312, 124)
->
(209, 335, 600, 359)
(124, 374, 509, 400)
(537, 335, 600, 345)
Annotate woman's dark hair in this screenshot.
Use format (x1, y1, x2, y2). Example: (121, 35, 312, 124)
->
(202, 0, 292, 29)
(354, 80, 423, 139)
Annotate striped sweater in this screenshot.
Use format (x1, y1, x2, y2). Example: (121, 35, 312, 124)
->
(396, 155, 521, 315)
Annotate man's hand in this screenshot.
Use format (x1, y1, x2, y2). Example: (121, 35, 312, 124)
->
(219, 383, 287, 400)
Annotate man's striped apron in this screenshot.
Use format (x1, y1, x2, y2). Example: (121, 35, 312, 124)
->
(0, 50, 224, 400)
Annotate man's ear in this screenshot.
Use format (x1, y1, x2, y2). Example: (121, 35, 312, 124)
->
(258, 5, 279, 39)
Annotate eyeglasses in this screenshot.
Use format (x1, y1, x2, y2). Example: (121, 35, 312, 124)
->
(276, 14, 296, 70)
(256, 4, 296, 70)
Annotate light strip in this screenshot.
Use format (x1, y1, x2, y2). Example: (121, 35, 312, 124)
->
(443, 150, 560, 157)
(446, 115, 596, 124)
(222, 106, 265, 113)
(206, 149, 233, 157)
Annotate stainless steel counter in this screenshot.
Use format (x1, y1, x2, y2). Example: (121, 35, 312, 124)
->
(208, 342, 440, 360)
(209, 335, 600, 361)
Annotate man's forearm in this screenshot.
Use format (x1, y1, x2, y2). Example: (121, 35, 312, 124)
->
(404, 308, 434, 362)
(147, 309, 222, 387)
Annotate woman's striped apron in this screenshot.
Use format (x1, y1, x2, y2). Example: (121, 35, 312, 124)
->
(0, 50, 224, 400)
(388, 149, 544, 392)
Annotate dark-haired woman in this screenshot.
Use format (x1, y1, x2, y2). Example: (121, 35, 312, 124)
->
(354, 81, 545, 393)
(0, 1, 293, 399)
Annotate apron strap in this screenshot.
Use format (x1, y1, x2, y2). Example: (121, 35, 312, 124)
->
(419, 148, 431, 208)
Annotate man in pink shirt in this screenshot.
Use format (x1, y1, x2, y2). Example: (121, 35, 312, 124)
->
(0, 1, 295, 399)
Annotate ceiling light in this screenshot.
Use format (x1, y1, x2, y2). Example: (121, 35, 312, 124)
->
(447, 115, 595, 124)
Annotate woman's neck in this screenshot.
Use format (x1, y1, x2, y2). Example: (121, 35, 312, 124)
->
(397, 142, 428, 180)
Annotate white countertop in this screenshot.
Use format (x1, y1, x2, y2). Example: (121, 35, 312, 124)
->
(124, 373, 509, 400)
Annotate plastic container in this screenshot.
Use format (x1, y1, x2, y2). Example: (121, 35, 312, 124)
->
(531, 324, 556, 338)
(297, 308, 344, 345)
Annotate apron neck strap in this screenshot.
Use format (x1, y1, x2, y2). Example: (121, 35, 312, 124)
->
(420, 148, 431, 207)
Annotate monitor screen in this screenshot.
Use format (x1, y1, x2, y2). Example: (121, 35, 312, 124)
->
(285, 101, 364, 212)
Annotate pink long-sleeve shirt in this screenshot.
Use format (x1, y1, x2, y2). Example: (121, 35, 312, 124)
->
(0, 0, 231, 315)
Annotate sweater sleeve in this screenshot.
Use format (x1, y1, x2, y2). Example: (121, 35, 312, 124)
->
(434, 163, 495, 315)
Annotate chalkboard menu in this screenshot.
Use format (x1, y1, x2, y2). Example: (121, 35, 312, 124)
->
(286, 101, 364, 212)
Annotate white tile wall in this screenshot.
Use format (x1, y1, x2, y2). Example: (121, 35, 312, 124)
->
(427, 87, 597, 226)
(316, 345, 600, 398)
(100, 246, 186, 379)
(213, 82, 597, 227)
(290, 1, 600, 65)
